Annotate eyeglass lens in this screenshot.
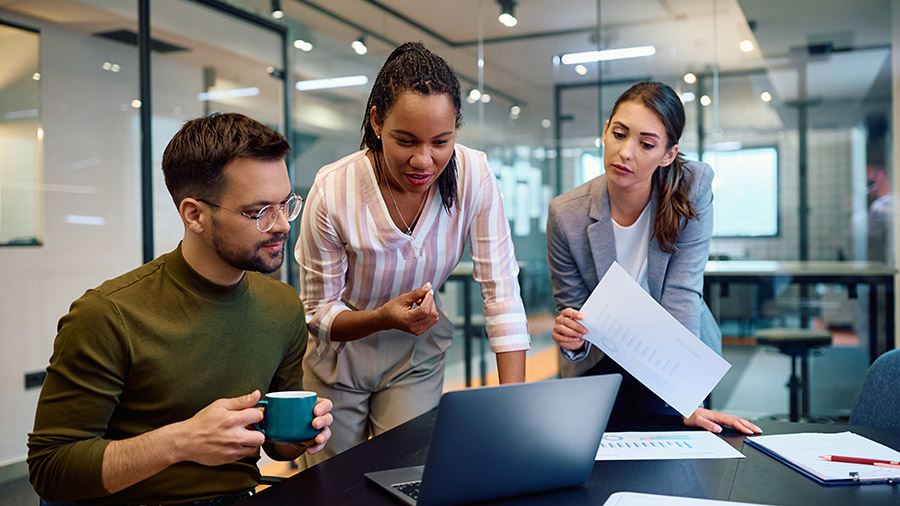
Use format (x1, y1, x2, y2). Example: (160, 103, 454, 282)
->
(257, 195, 302, 232)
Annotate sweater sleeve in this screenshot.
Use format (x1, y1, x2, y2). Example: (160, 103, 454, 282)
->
(27, 290, 129, 501)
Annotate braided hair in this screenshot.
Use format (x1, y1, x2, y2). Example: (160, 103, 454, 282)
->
(608, 81, 697, 253)
(361, 42, 462, 212)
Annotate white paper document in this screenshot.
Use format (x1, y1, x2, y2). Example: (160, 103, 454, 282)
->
(579, 262, 731, 417)
(746, 432, 900, 482)
(603, 492, 776, 506)
(595, 431, 745, 460)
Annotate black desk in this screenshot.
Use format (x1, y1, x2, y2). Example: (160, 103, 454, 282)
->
(704, 260, 896, 363)
(237, 412, 900, 506)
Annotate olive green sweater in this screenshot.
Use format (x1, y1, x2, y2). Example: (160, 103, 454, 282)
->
(27, 245, 307, 505)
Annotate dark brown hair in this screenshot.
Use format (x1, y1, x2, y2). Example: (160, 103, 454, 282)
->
(361, 41, 462, 212)
(161, 112, 290, 206)
(608, 81, 697, 253)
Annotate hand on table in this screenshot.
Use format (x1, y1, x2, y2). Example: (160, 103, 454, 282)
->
(683, 407, 762, 435)
(553, 308, 588, 351)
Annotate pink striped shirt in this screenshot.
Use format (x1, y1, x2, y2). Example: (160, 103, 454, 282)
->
(295, 144, 530, 354)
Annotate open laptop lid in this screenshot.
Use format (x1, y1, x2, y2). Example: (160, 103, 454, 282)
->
(379, 374, 620, 506)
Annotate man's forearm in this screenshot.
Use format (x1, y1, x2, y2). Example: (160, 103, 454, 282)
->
(101, 422, 183, 494)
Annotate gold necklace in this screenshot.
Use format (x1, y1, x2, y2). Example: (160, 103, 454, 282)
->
(376, 151, 428, 235)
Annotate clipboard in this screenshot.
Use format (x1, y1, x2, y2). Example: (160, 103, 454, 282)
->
(745, 432, 900, 486)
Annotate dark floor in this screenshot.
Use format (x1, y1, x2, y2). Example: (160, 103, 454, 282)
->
(0, 476, 37, 506)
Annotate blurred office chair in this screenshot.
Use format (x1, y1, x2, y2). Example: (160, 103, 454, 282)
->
(850, 349, 900, 428)
(754, 327, 832, 422)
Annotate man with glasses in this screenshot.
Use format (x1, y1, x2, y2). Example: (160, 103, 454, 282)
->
(28, 113, 332, 506)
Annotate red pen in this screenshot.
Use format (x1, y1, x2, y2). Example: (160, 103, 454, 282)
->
(820, 455, 900, 466)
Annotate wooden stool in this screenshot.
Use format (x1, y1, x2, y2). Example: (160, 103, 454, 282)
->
(754, 328, 832, 422)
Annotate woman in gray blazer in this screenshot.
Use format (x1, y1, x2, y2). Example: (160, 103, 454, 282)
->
(548, 81, 759, 434)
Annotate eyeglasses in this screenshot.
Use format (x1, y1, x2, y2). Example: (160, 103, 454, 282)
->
(198, 193, 303, 232)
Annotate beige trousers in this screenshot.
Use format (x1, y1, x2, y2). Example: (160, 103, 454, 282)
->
(300, 316, 453, 468)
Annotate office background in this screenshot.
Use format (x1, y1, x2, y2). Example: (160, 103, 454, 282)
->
(1, 0, 898, 489)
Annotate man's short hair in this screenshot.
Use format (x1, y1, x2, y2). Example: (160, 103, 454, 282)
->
(161, 113, 291, 206)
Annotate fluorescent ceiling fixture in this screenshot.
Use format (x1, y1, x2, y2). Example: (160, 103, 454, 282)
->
(681, 92, 696, 103)
(197, 87, 260, 101)
(705, 141, 743, 151)
(295, 75, 369, 91)
(561, 45, 656, 65)
(65, 215, 107, 226)
(5, 109, 39, 119)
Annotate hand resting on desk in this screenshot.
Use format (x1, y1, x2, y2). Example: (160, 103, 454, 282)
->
(683, 407, 760, 435)
(553, 309, 762, 435)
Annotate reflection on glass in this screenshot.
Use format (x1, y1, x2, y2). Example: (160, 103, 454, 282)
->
(0, 21, 41, 246)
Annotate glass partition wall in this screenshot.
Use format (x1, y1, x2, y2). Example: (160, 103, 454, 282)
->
(0, 0, 289, 476)
(241, 0, 894, 416)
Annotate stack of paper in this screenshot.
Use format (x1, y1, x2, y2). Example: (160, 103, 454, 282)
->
(746, 432, 900, 484)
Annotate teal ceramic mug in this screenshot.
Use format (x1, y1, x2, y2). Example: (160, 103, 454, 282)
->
(253, 391, 320, 444)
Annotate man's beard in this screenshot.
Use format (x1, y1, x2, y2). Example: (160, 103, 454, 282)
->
(211, 228, 288, 274)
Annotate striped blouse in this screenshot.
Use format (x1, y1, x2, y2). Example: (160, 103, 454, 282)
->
(295, 144, 530, 354)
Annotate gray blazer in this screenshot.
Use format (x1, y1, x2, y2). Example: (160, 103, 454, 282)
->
(547, 161, 722, 378)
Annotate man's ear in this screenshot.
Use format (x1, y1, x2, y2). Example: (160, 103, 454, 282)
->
(180, 198, 207, 234)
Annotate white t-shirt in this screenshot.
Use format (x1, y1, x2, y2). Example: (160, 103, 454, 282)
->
(612, 203, 652, 293)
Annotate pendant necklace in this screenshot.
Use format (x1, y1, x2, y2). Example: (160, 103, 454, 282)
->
(386, 179, 428, 235)
(378, 151, 428, 235)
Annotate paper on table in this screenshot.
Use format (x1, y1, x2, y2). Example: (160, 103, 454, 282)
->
(603, 492, 776, 506)
(579, 262, 730, 417)
(746, 432, 900, 482)
(596, 431, 745, 460)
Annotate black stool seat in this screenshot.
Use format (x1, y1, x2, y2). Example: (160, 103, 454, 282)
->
(754, 328, 833, 422)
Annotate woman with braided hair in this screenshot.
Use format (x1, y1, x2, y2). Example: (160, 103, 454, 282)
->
(548, 81, 761, 434)
(296, 42, 529, 464)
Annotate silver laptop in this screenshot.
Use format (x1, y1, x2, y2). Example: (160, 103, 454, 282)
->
(365, 374, 622, 506)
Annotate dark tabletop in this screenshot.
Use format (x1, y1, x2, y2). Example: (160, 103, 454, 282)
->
(236, 412, 900, 506)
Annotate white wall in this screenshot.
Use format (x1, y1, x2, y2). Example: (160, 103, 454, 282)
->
(0, 11, 144, 468)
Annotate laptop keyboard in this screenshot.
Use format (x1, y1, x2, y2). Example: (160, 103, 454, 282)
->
(392, 480, 422, 500)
